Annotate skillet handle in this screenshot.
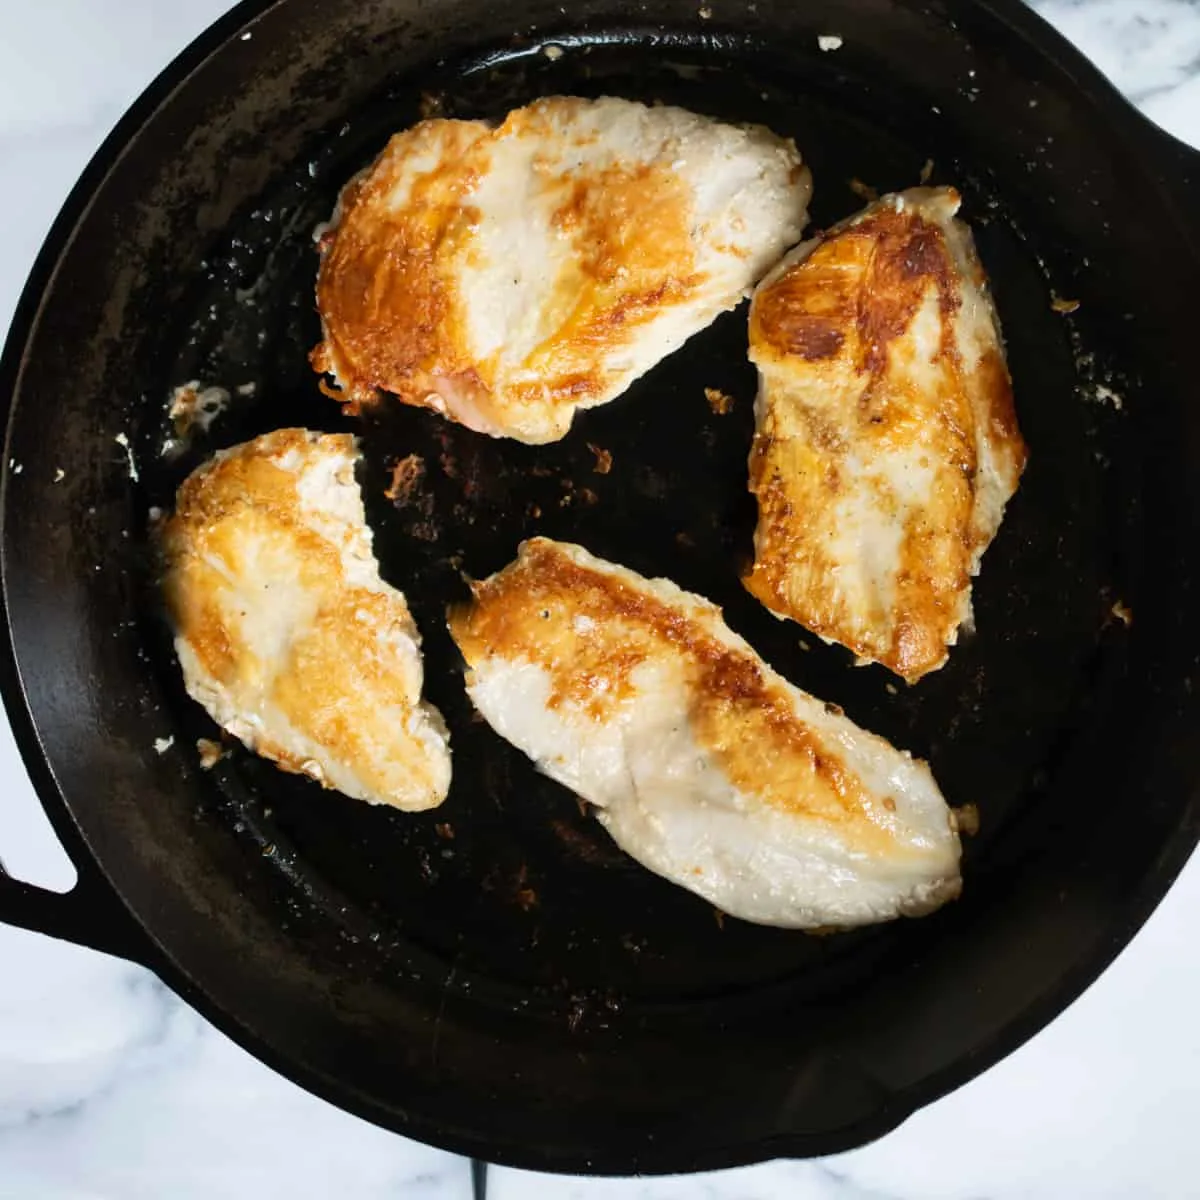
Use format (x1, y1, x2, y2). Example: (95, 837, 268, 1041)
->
(0, 854, 155, 965)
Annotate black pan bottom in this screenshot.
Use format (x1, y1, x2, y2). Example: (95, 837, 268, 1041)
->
(133, 33, 1134, 1021)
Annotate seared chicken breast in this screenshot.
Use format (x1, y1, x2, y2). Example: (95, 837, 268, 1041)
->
(744, 187, 1027, 682)
(313, 96, 811, 443)
(449, 538, 961, 929)
(162, 429, 451, 810)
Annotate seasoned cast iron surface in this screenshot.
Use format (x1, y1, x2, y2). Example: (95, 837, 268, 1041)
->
(133, 36, 1133, 1018)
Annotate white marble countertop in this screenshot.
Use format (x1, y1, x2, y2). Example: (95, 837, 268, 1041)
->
(1, 2, 1198, 1197)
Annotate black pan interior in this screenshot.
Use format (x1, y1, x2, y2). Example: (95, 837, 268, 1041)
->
(4, 0, 1198, 1174)
(135, 28, 1133, 1006)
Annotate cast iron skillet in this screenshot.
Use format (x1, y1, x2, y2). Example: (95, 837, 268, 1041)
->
(2, 0, 1199, 1178)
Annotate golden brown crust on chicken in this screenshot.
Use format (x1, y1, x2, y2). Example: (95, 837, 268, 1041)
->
(162, 429, 451, 810)
(313, 96, 811, 443)
(312, 120, 491, 416)
(452, 539, 890, 840)
(449, 538, 961, 928)
(313, 123, 698, 418)
(744, 188, 1027, 682)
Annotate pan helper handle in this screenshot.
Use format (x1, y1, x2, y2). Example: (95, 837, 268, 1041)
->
(0, 849, 154, 964)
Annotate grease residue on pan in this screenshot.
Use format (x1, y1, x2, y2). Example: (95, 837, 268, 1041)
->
(134, 32, 1136, 1025)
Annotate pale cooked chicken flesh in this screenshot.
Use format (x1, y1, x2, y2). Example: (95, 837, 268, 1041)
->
(162, 429, 451, 810)
(449, 538, 962, 929)
(312, 95, 812, 444)
(744, 187, 1027, 683)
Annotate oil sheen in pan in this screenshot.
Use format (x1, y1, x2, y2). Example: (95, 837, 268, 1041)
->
(134, 31, 1135, 1026)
